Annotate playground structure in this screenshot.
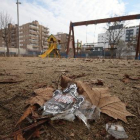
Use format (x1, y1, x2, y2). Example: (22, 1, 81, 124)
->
(39, 35, 61, 58)
(67, 14, 140, 59)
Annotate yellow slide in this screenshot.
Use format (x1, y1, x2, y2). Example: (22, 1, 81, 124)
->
(39, 44, 56, 58)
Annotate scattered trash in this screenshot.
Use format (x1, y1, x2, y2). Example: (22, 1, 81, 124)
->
(60, 76, 134, 123)
(42, 84, 94, 128)
(79, 100, 100, 121)
(122, 74, 140, 83)
(42, 84, 84, 116)
(7, 75, 134, 140)
(74, 110, 90, 128)
(106, 123, 128, 139)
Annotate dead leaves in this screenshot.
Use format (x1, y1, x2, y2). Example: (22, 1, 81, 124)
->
(69, 73, 87, 79)
(13, 75, 134, 140)
(132, 85, 140, 89)
(125, 74, 140, 80)
(27, 87, 54, 106)
(84, 59, 93, 62)
(61, 75, 134, 123)
(60, 75, 73, 88)
(122, 74, 140, 83)
(32, 128, 41, 138)
(16, 87, 54, 126)
(14, 133, 25, 140)
(16, 106, 36, 126)
(91, 79, 104, 85)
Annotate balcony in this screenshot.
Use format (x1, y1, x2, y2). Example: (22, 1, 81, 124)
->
(11, 38, 16, 42)
(19, 28, 23, 32)
(43, 29, 49, 34)
(19, 44, 23, 46)
(19, 32, 23, 34)
(11, 31, 16, 34)
(30, 25, 38, 31)
(32, 45, 38, 48)
(29, 39, 38, 42)
(11, 43, 17, 47)
(29, 34, 38, 37)
(41, 32, 45, 36)
(19, 40, 24, 43)
(43, 42, 48, 45)
(44, 34, 49, 37)
(29, 36, 38, 40)
(29, 40, 38, 45)
(11, 41, 16, 44)
(30, 31, 37, 35)
(19, 36, 23, 39)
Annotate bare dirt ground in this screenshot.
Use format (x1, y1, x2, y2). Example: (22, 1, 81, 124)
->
(0, 57, 140, 140)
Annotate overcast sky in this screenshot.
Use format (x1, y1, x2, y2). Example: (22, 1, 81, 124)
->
(0, 0, 140, 43)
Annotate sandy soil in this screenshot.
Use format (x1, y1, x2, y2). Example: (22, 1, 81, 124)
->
(0, 57, 140, 140)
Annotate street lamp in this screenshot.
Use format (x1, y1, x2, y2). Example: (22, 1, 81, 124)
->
(16, 0, 21, 56)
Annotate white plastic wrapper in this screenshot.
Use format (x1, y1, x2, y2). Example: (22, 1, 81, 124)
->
(51, 109, 75, 122)
(74, 110, 90, 128)
(106, 123, 128, 139)
(42, 84, 84, 116)
(42, 84, 99, 128)
(79, 100, 100, 120)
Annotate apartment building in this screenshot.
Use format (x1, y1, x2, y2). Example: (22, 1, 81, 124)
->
(98, 25, 139, 47)
(0, 21, 49, 55)
(125, 26, 139, 42)
(55, 32, 69, 52)
(19, 20, 49, 55)
(97, 25, 139, 58)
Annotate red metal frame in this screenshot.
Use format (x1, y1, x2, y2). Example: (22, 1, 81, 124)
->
(136, 24, 140, 59)
(67, 14, 140, 58)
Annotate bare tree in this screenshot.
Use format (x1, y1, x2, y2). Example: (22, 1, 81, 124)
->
(103, 18, 127, 58)
(0, 12, 12, 57)
(104, 21, 126, 46)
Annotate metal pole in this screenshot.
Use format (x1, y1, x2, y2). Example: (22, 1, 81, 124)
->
(16, 0, 21, 56)
(67, 22, 72, 57)
(104, 42, 105, 58)
(135, 24, 140, 59)
(72, 26, 76, 58)
(77, 39, 78, 56)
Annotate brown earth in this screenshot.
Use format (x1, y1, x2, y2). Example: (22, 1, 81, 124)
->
(0, 57, 140, 140)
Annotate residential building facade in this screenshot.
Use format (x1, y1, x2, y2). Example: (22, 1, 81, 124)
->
(0, 20, 49, 56)
(55, 32, 69, 53)
(19, 20, 49, 55)
(98, 25, 139, 47)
